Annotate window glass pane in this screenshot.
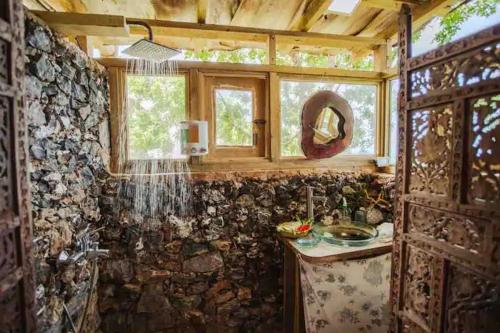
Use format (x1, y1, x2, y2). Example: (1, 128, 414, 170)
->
(389, 79, 400, 164)
(110, 47, 267, 65)
(412, 0, 500, 57)
(280, 81, 376, 156)
(276, 50, 374, 70)
(181, 49, 266, 64)
(215, 89, 253, 146)
(127, 75, 186, 159)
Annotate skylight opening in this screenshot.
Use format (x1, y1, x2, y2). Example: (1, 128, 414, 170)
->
(328, 0, 361, 15)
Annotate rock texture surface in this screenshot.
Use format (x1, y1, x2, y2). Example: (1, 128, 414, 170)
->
(25, 14, 110, 333)
(98, 171, 394, 333)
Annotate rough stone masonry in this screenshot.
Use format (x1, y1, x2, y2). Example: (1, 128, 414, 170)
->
(25, 14, 110, 333)
(97, 171, 394, 333)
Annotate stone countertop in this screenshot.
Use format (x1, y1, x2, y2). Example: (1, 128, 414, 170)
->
(282, 237, 393, 264)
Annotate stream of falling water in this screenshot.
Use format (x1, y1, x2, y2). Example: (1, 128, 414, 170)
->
(115, 58, 191, 229)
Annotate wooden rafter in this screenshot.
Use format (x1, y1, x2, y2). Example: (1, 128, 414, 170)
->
(32, 11, 129, 36)
(297, 0, 332, 31)
(360, 0, 422, 11)
(97, 57, 384, 79)
(287, 0, 309, 30)
(32, 11, 386, 51)
(230, 0, 249, 26)
(197, 0, 208, 24)
(357, 8, 396, 37)
(30, 0, 86, 12)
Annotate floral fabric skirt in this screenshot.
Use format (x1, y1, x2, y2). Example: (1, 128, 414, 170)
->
(299, 253, 392, 333)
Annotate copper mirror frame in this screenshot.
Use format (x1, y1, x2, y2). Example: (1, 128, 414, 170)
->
(301, 90, 354, 159)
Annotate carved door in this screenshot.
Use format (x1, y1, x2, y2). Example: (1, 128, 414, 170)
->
(0, 1, 36, 332)
(390, 5, 500, 333)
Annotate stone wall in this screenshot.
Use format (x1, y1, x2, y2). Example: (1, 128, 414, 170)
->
(98, 171, 394, 333)
(25, 14, 110, 332)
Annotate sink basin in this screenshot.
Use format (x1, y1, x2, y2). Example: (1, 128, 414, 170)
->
(313, 223, 378, 247)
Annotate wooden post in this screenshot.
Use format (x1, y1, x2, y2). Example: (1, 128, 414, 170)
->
(269, 72, 280, 161)
(390, 4, 411, 333)
(268, 34, 277, 65)
(376, 79, 387, 157)
(189, 68, 202, 165)
(374, 42, 388, 72)
(108, 67, 127, 173)
(75, 35, 93, 56)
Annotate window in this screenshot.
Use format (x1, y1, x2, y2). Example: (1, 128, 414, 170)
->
(388, 79, 399, 164)
(127, 74, 186, 159)
(277, 50, 374, 71)
(204, 75, 266, 158)
(215, 88, 254, 146)
(182, 49, 266, 64)
(280, 80, 377, 157)
(412, 0, 500, 56)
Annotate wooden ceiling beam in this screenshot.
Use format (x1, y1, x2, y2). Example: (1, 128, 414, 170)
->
(31, 11, 386, 51)
(297, 0, 332, 31)
(356, 8, 395, 37)
(287, 0, 309, 30)
(229, 0, 249, 26)
(360, 0, 422, 11)
(197, 0, 208, 24)
(97, 57, 384, 79)
(128, 18, 386, 49)
(31, 11, 130, 37)
(27, 0, 86, 12)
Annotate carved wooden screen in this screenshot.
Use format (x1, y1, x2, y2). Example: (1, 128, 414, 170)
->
(0, 1, 36, 332)
(390, 5, 500, 333)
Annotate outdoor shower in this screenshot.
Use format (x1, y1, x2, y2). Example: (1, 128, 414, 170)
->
(122, 19, 180, 62)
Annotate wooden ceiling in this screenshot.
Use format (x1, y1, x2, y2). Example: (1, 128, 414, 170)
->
(24, 0, 455, 54)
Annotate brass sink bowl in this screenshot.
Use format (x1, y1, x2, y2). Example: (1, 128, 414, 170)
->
(313, 223, 378, 247)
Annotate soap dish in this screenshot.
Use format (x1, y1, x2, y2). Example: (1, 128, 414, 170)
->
(295, 234, 320, 248)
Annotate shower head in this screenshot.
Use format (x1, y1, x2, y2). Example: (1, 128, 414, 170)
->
(122, 20, 180, 63)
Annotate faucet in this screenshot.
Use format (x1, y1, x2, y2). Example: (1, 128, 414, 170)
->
(306, 186, 327, 222)
(57, 227, 109, 265)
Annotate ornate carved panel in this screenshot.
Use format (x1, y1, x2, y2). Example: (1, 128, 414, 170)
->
(401, 321, 426, 333)
(0, 283, 23, 333)
(467, 94, 500, 206)
(402, 246, 435, 330)
(444, 265, 500, 333)
(410, 41, 500, 99)
(0, 1, 36, 332)
(0, 38, 9, 84)
(409, 105, 453, 196)
(0, 96, 10, 212)
(0, 229, 16, 281)
(391, 6, 500, 333)
(408, 204, 489, 257)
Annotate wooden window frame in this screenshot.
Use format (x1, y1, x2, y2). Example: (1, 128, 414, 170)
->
(103, 59, 390, 173)
(275, 74, 383, 162)
(202, 73, 268, 160)
(108, 66, 190, 173)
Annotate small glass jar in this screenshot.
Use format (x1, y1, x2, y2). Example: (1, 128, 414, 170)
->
(354, 210, 367, 224)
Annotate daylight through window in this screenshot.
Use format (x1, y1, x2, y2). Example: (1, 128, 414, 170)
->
(215, 88, 254, 146)
(280, 80, 377, 157)
(389, 79, 399, 164)
(127, 75, 186, 160)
